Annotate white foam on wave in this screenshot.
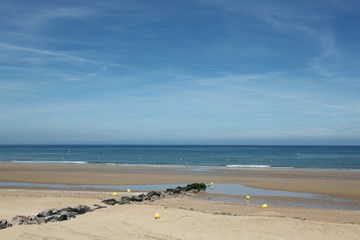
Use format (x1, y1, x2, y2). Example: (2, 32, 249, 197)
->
(11, 160, 88, 164)
(226, 164, 271, 168)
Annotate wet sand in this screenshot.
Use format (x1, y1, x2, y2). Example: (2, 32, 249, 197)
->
(1, 163, 360, 199)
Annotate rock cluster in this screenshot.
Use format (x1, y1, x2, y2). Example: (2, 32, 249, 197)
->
(0, 219, 12, 230)
(102, 183, 207, 205)
(0, 183, 206, 231)
(0, 204, 105, 230)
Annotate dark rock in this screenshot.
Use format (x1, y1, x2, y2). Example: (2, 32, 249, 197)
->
(166, 188, 180, 194)
(57, 213, 68, 221)
(11, 215, 45, 225)
(51, 209, 60, 214)
(119, 196, 131, 205)
(75, 205, 91, 214)
(11, 216, 27, 225)
(101, 198, 118, 205)
(130, 194, 144, 202)
(60, 207, 77, 213)
(33, 216, 46, 224)
(37, 209, 53, 218)
(145, 191, 162, 201)
(59, 210, 77, 219)
(45, 216, 59, 223)
(0, 219, 12, 230)
(162, 191, 177, 199)
(92, 204, 107, 211)
(182, 183, 206, 192)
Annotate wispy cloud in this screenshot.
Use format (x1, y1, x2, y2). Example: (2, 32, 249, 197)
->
(194, 72, 360, 114)
(0, 41, 138, 70)
(8, 5, 97, 30)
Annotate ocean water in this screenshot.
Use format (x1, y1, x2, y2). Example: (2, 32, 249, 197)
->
(0, 145, 360, 170)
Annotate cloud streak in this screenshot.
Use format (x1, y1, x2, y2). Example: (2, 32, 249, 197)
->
(0, 41, 139, 70)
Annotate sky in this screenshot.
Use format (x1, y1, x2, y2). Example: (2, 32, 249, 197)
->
(0, 0, 360, 145)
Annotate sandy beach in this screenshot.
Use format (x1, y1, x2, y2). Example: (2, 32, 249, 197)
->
(1, 163, 360, 239)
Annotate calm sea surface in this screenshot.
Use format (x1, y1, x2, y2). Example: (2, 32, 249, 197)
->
(0, 145, 359, 170)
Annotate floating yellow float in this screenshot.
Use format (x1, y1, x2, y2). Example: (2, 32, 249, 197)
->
(246, 195, 251, 200)
(112, 192, 118, 196)
(127, 189, 131, 193)
(261, 204, 268, 208)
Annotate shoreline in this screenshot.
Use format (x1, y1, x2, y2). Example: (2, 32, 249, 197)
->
(3, 161, 360, 173)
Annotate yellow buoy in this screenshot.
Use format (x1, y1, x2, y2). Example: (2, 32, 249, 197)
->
(112, 192, 118, 196)
(127, 189, 131, 193)
(261, 204, 268, 208)
(246, 195, 251, 200)
(154, 213, 161, 219)
(210, 183, 214, 187)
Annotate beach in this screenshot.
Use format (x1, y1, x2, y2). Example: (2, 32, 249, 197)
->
(0, 163, 360, 239)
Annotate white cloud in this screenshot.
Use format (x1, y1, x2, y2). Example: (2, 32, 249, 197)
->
(0, 41, 138, 70)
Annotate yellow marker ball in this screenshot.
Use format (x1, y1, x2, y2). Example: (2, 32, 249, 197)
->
(127, 189, 131, 193)
(246, 195, 251, 200)
(154, 213, 160, 219)
(112, 192, 118, 196)
(210, 183, 214, 186)
(261, 204, 268, 208)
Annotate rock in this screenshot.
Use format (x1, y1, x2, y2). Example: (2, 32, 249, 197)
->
(119, 196, 131, 205)
(0, 219, 12, 230)
(145, 191, 162, 201)
(32, 216, 46, 224)
(166, 188, 181, 194)
(59, 210, 77, 219)
(101, 198, 118, 205)
(182, 183, 206, 192)
(60, 207, 77, 213)
(75, 205, 91, 214)
(11, 216, 27, 225)
(92, 204, 107, 211)
(130, 194, 144, 202)
(45, 216, 59, 223)
(51, 209, 60, 215)
(57, 213, 68, 221)
(6, 204, 97, 227)
(37, 209, 53, 218)
(162, 191, 178, 199)
(11, 215, 45, 225)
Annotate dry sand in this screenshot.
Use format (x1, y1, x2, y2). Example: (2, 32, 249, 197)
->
(0, 163, 360, 239)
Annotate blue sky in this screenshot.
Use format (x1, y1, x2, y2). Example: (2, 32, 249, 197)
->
(0, 0, 360, 145)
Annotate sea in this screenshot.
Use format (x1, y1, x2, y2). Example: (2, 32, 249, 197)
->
(0, 145, 359, 171)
